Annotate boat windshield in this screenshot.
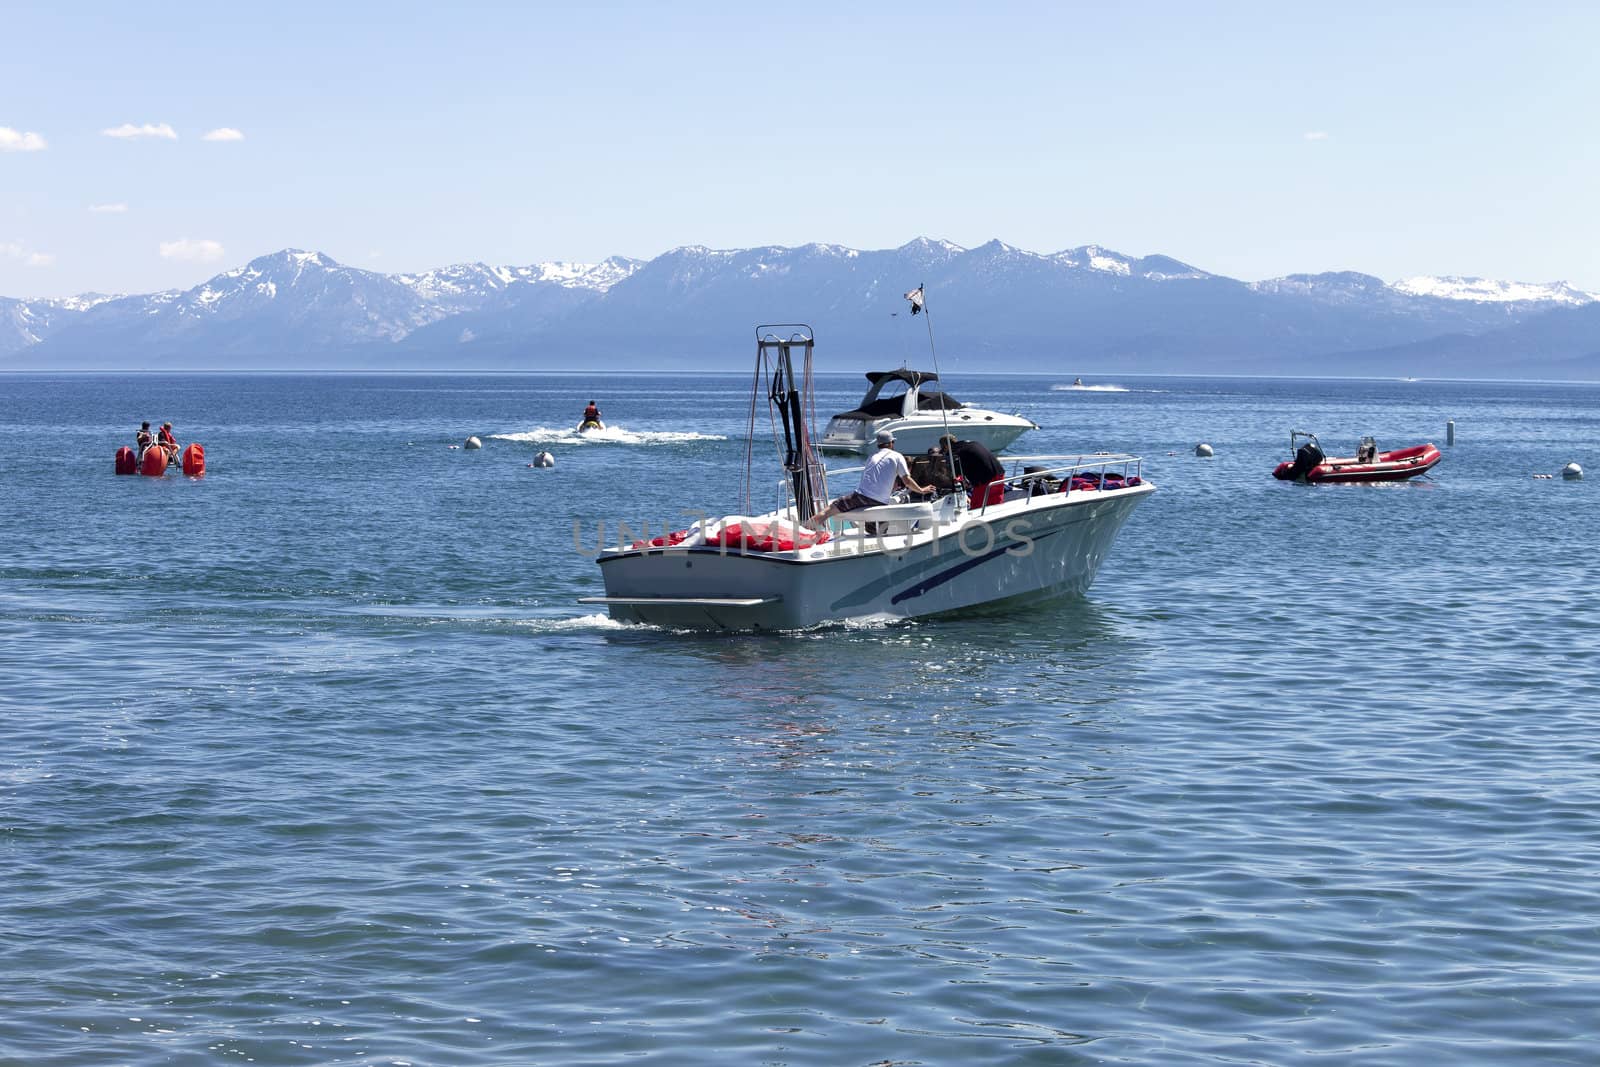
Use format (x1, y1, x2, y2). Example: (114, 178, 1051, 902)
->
(846, 373, 963, 419)
(856, 379, 911, 417)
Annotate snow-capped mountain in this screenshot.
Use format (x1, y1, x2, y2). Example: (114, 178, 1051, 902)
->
(1054, 245, 1213, 280)
(17, 249, 442, 364)
(0, 292, 120, 354)
(5, 239, 1598, 376)
(1255, 271, 1599, 310)
(9, 249, 642, 365)
(1390, 275, 1599, 305)
(1251, 271, 1392, 300)
(396, 256, 641, 314)
(178, 249, 433, 340)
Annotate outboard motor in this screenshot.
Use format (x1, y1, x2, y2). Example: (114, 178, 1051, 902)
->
(1278, 439, 1325, 481)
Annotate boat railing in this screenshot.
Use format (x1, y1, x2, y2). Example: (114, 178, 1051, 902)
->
(1001, 453, 1143, 482)
(777, 452, 1145, 521)
(972, 452, 1145, 513)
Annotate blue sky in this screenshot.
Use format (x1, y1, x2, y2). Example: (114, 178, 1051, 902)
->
(4, 1, 1598, 298)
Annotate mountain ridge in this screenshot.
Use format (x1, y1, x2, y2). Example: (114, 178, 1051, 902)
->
(5, 239, 1598, 377)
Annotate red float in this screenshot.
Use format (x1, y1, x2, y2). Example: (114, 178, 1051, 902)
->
(140, 446, 169, 476)
(704, 521, 831, 553)
(181, 442, 206, 477)
(115, 447, 137, 475)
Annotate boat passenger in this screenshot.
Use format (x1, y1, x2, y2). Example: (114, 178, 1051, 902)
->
(805, 429, 934, 529)
(936, 433, 1005, 508)
(1356, 437, 1378, 463)
(135, 421, 153, 459)
(157, 421, 178, 461)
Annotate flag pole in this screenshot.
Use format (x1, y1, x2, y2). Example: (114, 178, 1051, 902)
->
(905, 283, 962, 498)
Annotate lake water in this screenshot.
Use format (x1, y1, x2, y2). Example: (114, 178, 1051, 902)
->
(4, 371, 1599, 1065)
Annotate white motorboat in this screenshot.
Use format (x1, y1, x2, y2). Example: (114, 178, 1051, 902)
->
(577, 320, 1153, 631)
(819, 369, 1037, 456)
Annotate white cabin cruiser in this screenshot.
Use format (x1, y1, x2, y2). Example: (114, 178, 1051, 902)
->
(820, 369, 1037, 456)
(578, 321, 1153, 631)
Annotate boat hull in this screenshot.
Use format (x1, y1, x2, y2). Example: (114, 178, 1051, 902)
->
(820, 411, 1035, 456)
(590, 485, 1152, 630)
(1273, 443, 1442, 483)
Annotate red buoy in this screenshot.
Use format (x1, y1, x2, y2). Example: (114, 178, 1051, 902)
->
(115, 447, 137, 475)
(140, 446, 169, 477)
(181, 442, 206, 477)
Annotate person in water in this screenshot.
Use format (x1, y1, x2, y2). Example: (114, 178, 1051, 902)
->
(934, 434, 1005, 508)
(156, 421, 178, 460)
(135, 421, 153, 459)
(579, 401, 603, 429)
(805, 429, 934, 529)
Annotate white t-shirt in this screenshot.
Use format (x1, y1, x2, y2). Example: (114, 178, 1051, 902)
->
(857, 447, 909, 504)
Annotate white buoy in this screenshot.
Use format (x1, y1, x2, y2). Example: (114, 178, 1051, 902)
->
(464, 436, 482, 450)
(533, 451, 555, 468)
(1562, 462, 1583, 480)
(1447, 419, 1455, 447)
(1194, 443, 1214, 457)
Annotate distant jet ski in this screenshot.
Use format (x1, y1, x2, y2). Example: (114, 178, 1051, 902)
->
(577, 419, 605, 433)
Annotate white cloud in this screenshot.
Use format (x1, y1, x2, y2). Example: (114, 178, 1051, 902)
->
(2, 240, 54, 266)
(0, 126, 47, 152)
(159, 238, 225, 263)
(201, 127, 244, 142)
(89, 202, 129, 214)
(1303, 131, 1330, 141)
(103, 122, 178, 140)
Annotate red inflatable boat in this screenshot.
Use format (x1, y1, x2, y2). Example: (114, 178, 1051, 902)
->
(1273, 432, 1442, 484)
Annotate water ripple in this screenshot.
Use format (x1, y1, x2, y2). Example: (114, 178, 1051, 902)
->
(4, 373, 1600, 1063)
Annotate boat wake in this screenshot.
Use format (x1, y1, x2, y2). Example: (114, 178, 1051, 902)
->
(491, 426, 727, 446)
(530, 611, 916, 637)
(1051, 383, 1130, 392)
(517, 612, 635, 632)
